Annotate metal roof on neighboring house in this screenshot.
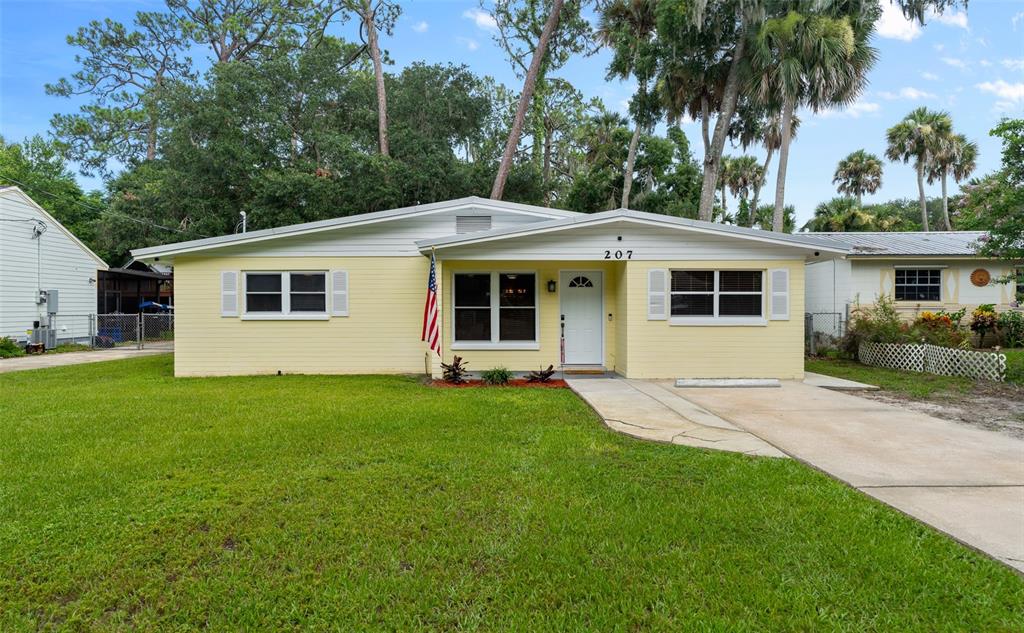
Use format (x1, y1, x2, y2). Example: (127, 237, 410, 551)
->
(805, 231, 989, 257)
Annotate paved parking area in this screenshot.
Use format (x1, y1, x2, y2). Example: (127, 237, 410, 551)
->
(0, 344, 172, 374)
(678, 381, 1024, 573)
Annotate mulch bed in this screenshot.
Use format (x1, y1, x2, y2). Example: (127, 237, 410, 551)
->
(431, 379, 568, 389)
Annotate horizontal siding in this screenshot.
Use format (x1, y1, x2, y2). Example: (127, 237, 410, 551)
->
(623, 260, 805, 380)
(174, 256, 433, 376)
(847, 260, 1015, 316)
(438, 223, 808, 261)
(1, 194, 101, 340)
(804, 259, 851, 314)
(196, 209, 551, 258)
(437, 260, 623, 374)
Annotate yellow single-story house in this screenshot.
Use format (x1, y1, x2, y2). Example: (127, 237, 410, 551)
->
(131, 198, 848, 379)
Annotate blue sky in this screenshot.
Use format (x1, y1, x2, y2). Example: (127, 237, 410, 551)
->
(2, 0, 1023, 227)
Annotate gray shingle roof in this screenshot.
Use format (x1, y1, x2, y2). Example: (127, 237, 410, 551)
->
(805, 231, 988, 256)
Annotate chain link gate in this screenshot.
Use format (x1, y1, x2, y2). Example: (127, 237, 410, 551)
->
(805, 312, 847, 355)
(95, 314, 143, 349)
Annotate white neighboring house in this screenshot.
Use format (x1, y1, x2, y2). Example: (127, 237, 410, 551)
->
(0, 186, 108, 343)
(805, 231, 1022, 337)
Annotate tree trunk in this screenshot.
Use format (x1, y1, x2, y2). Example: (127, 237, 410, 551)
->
(916, 161, 929, 232)
(940, 171, 951, 230)
(621, 122, 642, 208)
(720, 183, 727, 215)
(857, 192, 863, 208)
(364, 2, 389, 157)
(542, 126, 553, 207)
(700, 95, 710, 155)
(750, 146, 773, 227)
(146, 120, 157, 161)
(698, 34, 746, 222)
(773, 96, 795, 233)
(491, 0, 565, 200)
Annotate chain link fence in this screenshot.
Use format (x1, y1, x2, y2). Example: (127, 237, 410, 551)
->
(805, 312, 846, 355)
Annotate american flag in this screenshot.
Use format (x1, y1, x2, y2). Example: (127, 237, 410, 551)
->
(421, 252, 441, 356)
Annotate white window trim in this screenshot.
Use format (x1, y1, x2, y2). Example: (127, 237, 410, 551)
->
(669, 270, 767, 326)
(242, 271, 330, 320)
(893, 267, 943, 303)
(451, 270, 539, 347)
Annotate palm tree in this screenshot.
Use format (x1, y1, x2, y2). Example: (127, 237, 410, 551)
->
(717, 156, 735, 216)
(597, 0, 658, 208)
(927, 132, 978, 230)
(750, 5, 878, 232)
(885, 107, 952, 232)
(803, 197, 873, 232)
(833, 150, 883, 208)
(734, 111, 800, 227)
(727, 155, 762, 210)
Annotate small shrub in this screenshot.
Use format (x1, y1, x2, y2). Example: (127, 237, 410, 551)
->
(997, 310, 1024, 348)
(0, 336, 25, 359)
(481, 367, 512, 385)
(441, 355, 469, 384)
(527, 365, 556, 383)
(970, 304, 999, 347)
(839, 296, 907, 358)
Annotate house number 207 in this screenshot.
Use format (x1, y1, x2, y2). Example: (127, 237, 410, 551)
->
(604, 249, 633, 259)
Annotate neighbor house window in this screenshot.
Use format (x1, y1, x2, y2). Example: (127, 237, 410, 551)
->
(670, 270, 763, 319)
(894, 268, 941, 302)
(453, 272, 536, 343)
(245, 272, 327, 315)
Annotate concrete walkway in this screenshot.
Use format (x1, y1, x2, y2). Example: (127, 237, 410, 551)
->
(566, 378, 786, 458)
(803, 371, 878, 391)
(0, 343, 172, 374)
(677, 381, 1024, 573)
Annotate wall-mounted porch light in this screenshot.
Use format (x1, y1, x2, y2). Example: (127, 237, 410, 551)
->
(547, 280, 557, 293)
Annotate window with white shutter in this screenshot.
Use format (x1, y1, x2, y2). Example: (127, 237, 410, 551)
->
(221, 271, 239, 317)
(770, 268, 790, 321)
(331, 270, 349, 316)
(647, 269, 667, 320)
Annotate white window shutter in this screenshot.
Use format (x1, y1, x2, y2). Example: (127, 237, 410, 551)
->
(221, 271, 239, 317)
(770, 268, 790, 320)
(331, 270, 349, 316)
(647, 269, 668, 320)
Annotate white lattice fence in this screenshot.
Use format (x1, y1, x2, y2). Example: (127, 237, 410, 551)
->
(859, 342, 1006, 382)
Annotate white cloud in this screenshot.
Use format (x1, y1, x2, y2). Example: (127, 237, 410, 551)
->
(462, 8, 497, 31)
(1003, 58, 1024, 72)
(976, 80, 1024, 106)
(926, 8, 968, 30)
(877, 87, 937, 100)
(941, 57, 968, 69)
(456, 36, 479, 51)
(816, 99, 881, 119)
(980, 59, 993, 68)
(921, 72, 939, 81)
(411, 20, 428, 33)
(876, 2, 921, 41)
(1012, 11, 1024, 30)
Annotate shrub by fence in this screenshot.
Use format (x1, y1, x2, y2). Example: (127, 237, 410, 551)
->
(859, 341, 1007, 382)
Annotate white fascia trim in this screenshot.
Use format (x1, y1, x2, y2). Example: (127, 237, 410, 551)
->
(419, 211, 850, 255)
(131, 197, 580, 260)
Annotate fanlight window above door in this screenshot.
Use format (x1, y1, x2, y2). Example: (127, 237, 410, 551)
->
(568, 276, 594, 288)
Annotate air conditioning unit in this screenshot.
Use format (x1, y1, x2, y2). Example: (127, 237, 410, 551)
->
(30, 322, 57, 349)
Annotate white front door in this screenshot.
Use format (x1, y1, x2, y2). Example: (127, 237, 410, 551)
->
(560, 271, 603, 365)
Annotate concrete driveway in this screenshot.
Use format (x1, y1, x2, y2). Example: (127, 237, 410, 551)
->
(676, 381, 1024, 573)
(0, 344, 172, 374)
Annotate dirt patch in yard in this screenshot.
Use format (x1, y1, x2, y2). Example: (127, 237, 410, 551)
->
(858, 382, 1024, 439)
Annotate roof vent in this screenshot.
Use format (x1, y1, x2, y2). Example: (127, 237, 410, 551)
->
(456, 215, 492, 234)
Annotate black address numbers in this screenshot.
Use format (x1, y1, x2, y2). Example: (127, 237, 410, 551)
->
(603, 249, 633, 260)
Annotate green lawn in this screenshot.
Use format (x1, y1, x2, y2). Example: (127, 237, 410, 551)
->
(2, 357, 1022, 630)
(805, 357, 976, 397)
(1005, 348, 1023, 384)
